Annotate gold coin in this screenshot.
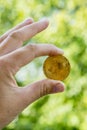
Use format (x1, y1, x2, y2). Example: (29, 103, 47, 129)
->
(43, 55, 70, 81)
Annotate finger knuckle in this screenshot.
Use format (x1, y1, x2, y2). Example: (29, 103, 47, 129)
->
(27, 44, 37, 57)
(28, 44, 36, 50)
(9, 31, 22, 41)
(40, 79, 51, 97)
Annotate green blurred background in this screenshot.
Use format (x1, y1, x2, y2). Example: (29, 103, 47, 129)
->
(0, 0, 87, 130)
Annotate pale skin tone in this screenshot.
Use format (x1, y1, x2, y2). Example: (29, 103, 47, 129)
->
(0, 18, 65, 129)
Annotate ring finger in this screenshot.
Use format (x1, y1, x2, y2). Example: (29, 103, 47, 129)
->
(0, 18, 34, 43)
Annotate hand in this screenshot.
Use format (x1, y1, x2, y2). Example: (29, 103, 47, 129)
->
(0, 18, 65, 129)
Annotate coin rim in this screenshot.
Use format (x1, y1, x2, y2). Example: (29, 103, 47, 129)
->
(43, 55, 71, 80)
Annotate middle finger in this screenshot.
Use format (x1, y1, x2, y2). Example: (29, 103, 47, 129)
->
(0, 19, 49, 56)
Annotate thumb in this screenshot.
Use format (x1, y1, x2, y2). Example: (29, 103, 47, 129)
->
(20, 79, 65, 108)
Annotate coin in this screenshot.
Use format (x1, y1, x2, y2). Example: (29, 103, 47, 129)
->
(43, 55, 70, 81)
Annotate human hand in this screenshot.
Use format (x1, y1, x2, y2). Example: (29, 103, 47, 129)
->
(0, 18, 65, 129)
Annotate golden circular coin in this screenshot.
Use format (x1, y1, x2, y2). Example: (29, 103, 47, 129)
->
(43, 55, 70, 81)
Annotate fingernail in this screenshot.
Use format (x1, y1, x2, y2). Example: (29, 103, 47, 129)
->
(24, 18, 34, 23)
(57, 48, 64, 54)
(53, 83, 64, 93)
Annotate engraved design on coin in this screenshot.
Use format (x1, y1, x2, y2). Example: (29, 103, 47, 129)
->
(43, 55, 70, 80)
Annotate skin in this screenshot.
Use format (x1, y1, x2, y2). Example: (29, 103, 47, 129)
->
(0, 18, 65, 129)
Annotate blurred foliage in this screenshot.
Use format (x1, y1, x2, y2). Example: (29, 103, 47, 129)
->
(0, 0, 87, 130)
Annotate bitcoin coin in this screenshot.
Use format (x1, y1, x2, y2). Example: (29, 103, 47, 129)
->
(43, 55, 70, 80)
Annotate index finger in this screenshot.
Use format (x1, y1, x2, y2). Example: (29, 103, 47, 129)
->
(3, 44, 64, 74)
(8, 19, 49, 42)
